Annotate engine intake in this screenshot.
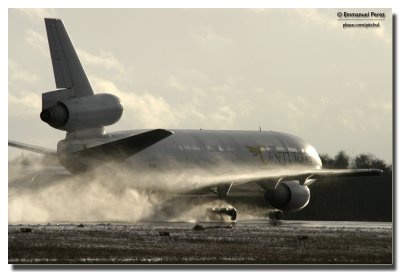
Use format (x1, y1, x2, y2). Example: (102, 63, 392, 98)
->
(40, 93, 123, 132)
(40, 102, 69, 127)
(265, 180, 310, 212)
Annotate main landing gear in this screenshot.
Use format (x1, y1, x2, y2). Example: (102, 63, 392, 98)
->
(206, 207, 283, 223)
(269, 210, 283, 221)
(209, 207, 237, 221)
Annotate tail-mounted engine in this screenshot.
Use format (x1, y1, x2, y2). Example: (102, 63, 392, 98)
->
(41, 19, 124, 134)
(40, 90, 123, 132)
(265, 180, 310, 212)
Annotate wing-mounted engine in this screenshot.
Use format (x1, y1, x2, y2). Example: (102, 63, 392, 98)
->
(40, 91, 123, 132)
(264, 180, 310, 212)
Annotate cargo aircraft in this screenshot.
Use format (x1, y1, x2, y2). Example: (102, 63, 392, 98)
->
(9, 18, 382, 221)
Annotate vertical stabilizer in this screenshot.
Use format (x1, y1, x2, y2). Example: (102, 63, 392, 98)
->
(44, 18, 93, 97)
(41, 18, 123, 139)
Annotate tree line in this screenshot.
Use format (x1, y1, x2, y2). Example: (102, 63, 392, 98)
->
(319, 151, 392, 173)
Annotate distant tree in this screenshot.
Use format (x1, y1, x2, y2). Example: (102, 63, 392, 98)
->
(333, 150, 350, 169)
(319, 154, 335, 169)
(320, 151, 391, 172)
(320, 151, 350, 169)
(351, 153, 391, 172)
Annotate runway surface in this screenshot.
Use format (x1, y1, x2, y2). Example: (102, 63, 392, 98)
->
(9, 220, 392, 264)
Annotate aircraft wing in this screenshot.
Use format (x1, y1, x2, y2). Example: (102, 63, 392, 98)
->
(73, 129, 174, 162)
(223, 168, 383, 189)
(300, 168, 383, 180)
(194, 167, 384, 194)
(8, 140, 57, 155)
(271, 168, 383, 186)
(164, 167, 384, 198)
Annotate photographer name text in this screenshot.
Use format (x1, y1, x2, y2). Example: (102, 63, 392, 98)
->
(337, 12, 385, 18)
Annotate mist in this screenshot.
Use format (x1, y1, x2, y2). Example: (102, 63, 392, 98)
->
(9, 153, 326, 223)
(8, 156, 245, 223)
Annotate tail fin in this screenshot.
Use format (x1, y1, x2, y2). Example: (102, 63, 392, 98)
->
(41, 18, 123, 137)
(44, 18, 93, 97)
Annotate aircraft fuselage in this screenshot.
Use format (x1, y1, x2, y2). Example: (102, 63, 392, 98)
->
(57, 129, 322, 174)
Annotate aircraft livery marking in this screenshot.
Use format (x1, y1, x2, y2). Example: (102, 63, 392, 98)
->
(245, 145, 267, 165)
(245, 145, 313, 165)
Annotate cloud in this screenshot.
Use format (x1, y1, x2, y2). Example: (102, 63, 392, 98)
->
(191, 25, 233, 47)
(23, 28, 126, 74)
(90, 76, 241, 130)
(25, 30, 47, 56)
(8, 59, 42, 117)
(9, 60, 40, 85)
(10, 70, 40, 84)
(8, 60, 42, 115)
(210, 106, 236, 127)
(16, 8, 57, 20)
(293, 9, 331, 26)
(165, 68, 210, 93)
(91, 77, 181, 128)
(178, 68, 210, 82)
(166, 75, 184, 91)
(9, 93, 41, 116)
(77, 49, 126, 73)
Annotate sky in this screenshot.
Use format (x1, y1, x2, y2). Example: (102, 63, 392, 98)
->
(8, 8, 392, 163)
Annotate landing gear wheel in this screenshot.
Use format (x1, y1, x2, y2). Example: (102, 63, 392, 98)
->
(269, 210, 283, 221)
(210, 207, 237, 221)
(226, 208, 237, 221)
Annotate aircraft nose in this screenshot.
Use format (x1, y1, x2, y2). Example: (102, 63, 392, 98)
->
(305, 145, 322, 169)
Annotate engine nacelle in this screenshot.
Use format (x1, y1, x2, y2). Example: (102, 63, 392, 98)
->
(40, 93, 123, 132)
(265, 180, 310, 212)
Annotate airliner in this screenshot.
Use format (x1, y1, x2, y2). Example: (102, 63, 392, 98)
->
(9, 18, 382, 221)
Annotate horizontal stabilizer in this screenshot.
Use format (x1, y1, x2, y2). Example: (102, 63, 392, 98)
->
(8, 140, 57, 155)
(75, 129, 173, 162)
